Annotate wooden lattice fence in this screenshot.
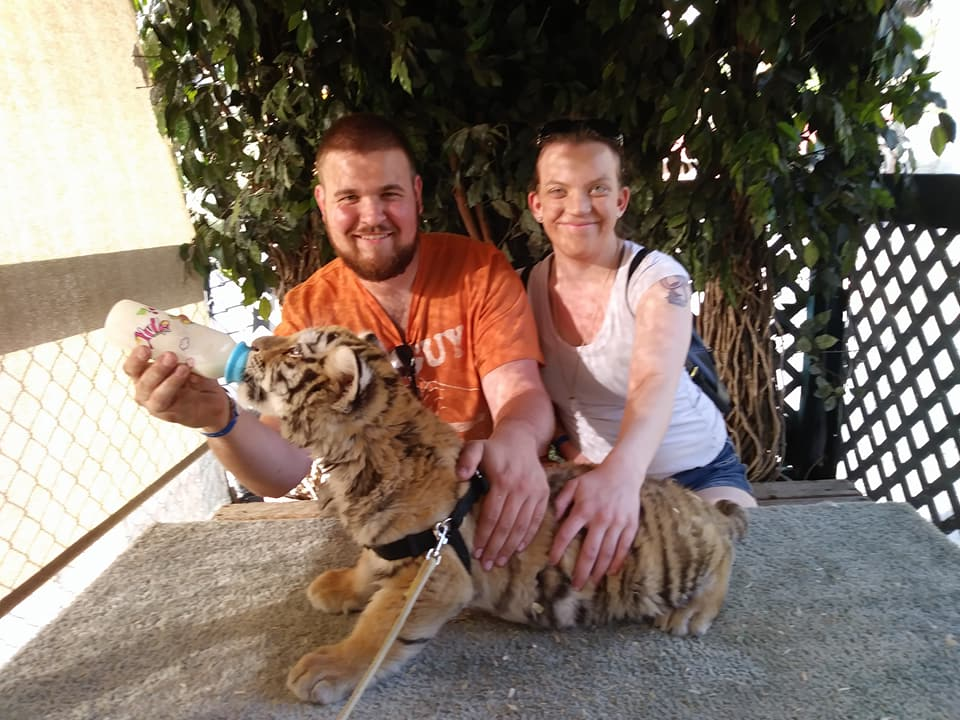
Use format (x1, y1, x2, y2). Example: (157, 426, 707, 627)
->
(759, 176, 959, 537)
(841, 222, 959, 534)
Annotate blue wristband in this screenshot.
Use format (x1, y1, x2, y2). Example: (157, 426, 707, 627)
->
(553, 434, 570, 447)
(201, 394, 239, 438)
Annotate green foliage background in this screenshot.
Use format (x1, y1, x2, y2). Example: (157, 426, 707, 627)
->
(136, 0, 952, 300)
(135, 0, 953, 478)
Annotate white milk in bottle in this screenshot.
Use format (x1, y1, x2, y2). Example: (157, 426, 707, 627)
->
(103, 299, 249, 382)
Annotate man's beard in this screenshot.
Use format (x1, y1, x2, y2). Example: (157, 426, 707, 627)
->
(336, 230, 419, 282)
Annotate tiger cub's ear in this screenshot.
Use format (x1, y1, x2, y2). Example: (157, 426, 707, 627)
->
(358, 330, 384, 352)
(328, 344, 372, 413)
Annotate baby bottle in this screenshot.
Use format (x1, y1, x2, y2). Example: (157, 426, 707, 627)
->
(104, 299, 249, 382)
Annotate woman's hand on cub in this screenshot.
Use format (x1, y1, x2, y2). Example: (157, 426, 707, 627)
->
(123, 347, 230, 432)
(457, 428, 549, 571)
(550, 464, 642, 590)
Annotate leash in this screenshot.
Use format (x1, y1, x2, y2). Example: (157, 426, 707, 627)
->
(336, 519, 451, 720)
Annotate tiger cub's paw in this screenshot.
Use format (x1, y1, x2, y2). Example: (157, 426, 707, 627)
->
(306, 568, 365, 614)
(654, 606, 716, 637)
(287, 647, 357, 704)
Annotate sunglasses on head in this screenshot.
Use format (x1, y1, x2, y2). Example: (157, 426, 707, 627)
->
(535, 118, 624, 148)
(388, 343, 420, 399)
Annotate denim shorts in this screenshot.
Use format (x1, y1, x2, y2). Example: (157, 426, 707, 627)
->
(671, 439, 753, 495)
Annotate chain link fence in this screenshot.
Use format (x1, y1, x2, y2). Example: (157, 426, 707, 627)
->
(0, 303, 210, 602)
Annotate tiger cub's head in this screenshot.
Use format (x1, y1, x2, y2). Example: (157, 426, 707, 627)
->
(237, 326, 397, 447)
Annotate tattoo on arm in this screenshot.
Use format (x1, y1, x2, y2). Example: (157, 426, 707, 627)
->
(660, 275, 691, 308)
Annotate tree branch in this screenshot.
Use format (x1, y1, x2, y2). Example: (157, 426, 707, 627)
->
(476, 203, 493, 244)
(448, 153, 481, 241)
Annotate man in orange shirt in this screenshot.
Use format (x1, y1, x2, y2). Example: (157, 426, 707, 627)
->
(124, 113, 553, 569)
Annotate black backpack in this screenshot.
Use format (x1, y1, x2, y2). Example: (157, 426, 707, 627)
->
(521, 247, 733, 415)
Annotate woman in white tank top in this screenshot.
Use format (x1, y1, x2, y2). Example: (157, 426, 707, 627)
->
(526, 119, 757, 591)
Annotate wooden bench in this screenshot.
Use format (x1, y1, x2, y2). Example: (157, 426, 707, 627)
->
(751, 479, 866, 505)
(212, 499, 329, 521)
(212, 479, 866, 521)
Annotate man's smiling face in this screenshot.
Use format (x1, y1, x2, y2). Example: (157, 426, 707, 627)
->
(314, 148, 423, 282)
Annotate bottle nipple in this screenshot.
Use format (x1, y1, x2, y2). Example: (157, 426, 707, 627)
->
(224, 343, 250, 384)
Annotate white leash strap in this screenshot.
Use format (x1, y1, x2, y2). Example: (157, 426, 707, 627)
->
(336, 519, 450, 720)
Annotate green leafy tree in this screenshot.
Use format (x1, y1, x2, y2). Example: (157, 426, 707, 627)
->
(135, 0, 952, 481)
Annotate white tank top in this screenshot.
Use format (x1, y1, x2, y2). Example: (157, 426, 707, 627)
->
(527, 240, 728, 478)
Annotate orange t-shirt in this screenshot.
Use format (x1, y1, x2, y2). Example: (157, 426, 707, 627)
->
(275, 232, 543, 440)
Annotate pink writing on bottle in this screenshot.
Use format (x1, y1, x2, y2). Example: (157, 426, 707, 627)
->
(133, 317, 172, 348)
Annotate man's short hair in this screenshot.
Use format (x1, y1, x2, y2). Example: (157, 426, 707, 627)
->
(314, 113, 418, 181)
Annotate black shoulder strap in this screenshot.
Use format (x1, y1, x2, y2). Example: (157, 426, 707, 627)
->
(625, 245, 651, 313)
(627, 245, 650, 280)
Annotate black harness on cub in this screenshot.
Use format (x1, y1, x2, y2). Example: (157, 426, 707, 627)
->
(368, 470, 489, 572)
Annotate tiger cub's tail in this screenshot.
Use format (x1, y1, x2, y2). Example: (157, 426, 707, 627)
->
(713, 500, 749, 541)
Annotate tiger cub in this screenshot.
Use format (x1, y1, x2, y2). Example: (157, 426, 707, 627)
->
(237, 326, 747, 705)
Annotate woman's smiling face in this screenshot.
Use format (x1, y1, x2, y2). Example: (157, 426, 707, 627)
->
(528, 140, 629, 257)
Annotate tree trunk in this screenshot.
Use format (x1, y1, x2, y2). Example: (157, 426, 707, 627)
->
(698, 277, 783, 482)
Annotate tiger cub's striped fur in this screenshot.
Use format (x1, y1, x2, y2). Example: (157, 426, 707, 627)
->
(238, 326, 747, 705)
